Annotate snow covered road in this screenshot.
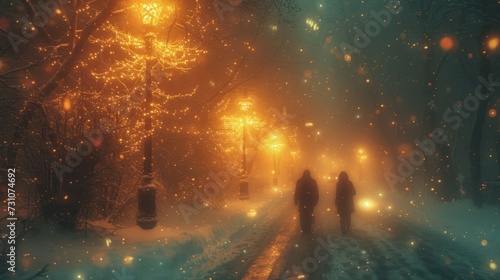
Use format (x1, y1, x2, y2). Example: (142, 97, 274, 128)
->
(10, 186, 498, 280)
(203, 188, 499, 280)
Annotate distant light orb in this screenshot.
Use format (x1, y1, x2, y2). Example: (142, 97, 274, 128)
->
(359, 199, 375, 211)
(344, 54, 352, 62)
(489, 109, 497, 118)
(488, 37, 499, 51)
(439, 36, 454, 51)
(481, 240, 488, 247)
(397, 143, 413, 158)
(63, 97, 71, 111)
(246, 209, 257, 218)
(123, 256, 134, 265)
(490, 261, 497, 270)
(304, 69, 312, 78)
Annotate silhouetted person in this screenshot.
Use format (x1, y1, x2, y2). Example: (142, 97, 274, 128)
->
(294, 169, 319, 234)
(335, 171, 356, 234)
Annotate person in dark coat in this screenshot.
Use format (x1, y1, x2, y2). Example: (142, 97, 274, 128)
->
(294, 169, 319, 234)
(335, 171, 356, 234)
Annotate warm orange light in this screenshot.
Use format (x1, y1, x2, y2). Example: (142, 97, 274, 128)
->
(247, 209, 257, 218)
(359, 199, 376, 211)
(123, 256, 134, 265)
(398, 143, 412, 158)
(141, 3, 163, 26)
(63, 97, 71, 111)
(238, 99, 253, 111)
(439, 36, 454, 51)
(488, 37, 499, 51)
(489, 109, 497, 118)
(358, 148, 368, 162)
(344, 54, 352, 62)
(265, 133, 285, 153)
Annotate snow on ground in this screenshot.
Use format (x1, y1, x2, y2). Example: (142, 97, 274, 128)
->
(387, 191, 499, 268)
(322, 190, 499, 280)
(9, 186, 291, 280)
(6, 184, 499, 280)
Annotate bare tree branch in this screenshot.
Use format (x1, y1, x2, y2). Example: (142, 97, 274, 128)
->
(40, 0, 119, 99)
(21, 0, 52, 43)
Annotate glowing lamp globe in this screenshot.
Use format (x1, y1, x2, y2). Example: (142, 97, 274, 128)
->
(141, 2, 162, 26)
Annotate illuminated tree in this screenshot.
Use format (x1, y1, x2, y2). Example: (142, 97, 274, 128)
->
(0, 0, 301, 227)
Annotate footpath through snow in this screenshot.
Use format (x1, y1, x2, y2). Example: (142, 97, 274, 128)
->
(9, 186, 292, 280)
(320, 191, 499, 280)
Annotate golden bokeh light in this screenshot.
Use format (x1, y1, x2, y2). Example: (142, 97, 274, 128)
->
(123, 256, 134, 265)
(63, 97, 71, 111)
(488, 37, 499, 51)
(358, 199, 376, 211)
(246, 209, 257, 218)
(238, 99, 253, 111)
(439, 36, 454, 51)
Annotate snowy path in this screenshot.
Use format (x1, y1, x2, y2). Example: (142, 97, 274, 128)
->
(202, 188, 499, 280)
(9, 186, 497, 280)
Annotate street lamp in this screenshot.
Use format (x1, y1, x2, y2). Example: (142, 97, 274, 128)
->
(269, 134, 283, 188)
(238, 96, 253, 200)
(272, 144, 279, 187)
(290, 151, 296, 182)
(357, 148, 368, 182)
(136, 1, 163, 230)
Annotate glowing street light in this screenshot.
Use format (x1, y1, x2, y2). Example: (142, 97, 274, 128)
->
(290, 151, 297, 182)
(358, 149, 368, 162)
(357, 148, 368, 182)
(239, 95, 253, 200)
(137, 1, 166, 230)
(267, 134, 284, 187)
(141, 3, 163, 26)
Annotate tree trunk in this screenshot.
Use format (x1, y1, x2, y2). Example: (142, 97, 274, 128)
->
(470, 24, 492, 208)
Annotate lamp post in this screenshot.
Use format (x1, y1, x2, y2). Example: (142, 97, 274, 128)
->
(272, 144, 279, 187)
(269, 134, 282, 188)
(290, 151, 296, 182)
(238, 97, 252, 200)
(357, 148, 368, 182)
(137, 2, 162, 230)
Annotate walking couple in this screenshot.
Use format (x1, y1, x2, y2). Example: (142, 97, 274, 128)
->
(294, 170, 356, 234)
